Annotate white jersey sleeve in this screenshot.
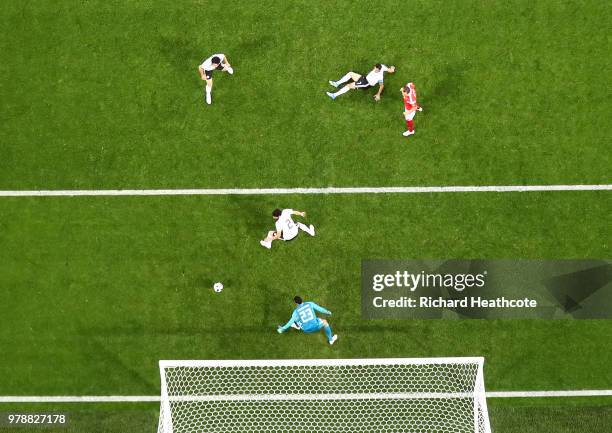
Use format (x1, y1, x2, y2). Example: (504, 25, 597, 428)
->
(200, 53, 226, 71)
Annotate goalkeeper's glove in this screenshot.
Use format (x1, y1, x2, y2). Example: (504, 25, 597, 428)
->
(277, 326, 284, 334)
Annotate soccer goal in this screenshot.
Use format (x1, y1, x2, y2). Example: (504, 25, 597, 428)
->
(157, 357, 492, 433)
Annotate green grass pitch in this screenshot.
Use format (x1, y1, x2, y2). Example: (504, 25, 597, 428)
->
(0, 0, 611, 432)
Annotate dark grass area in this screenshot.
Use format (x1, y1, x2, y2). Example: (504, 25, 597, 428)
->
(1, 0, 610, 189)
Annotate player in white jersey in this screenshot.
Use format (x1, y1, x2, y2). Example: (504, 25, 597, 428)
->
(326, 63, 396, 101)
(198, 53, 234, 105)
(260, 208, 315, 249)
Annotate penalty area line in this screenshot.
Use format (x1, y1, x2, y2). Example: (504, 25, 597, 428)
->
(1, 390, 612, 402)
(0, 184, 611, 197)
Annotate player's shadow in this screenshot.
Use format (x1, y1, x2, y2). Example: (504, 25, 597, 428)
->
(158, 35, 204, 74)
(226, 195, 274, 233)
(261, 285, 291, 325)
(427, 62, 466, 110)
(233, 35, 275, 58)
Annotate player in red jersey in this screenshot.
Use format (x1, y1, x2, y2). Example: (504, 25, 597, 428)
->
(401, 82, 422, 137)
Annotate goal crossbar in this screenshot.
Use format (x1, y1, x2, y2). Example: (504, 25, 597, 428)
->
(159, 356, 485, 369)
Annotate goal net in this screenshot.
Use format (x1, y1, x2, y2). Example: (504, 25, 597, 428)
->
(157, 358, 492, 433)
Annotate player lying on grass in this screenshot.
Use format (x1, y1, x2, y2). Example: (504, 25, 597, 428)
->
(277, 296, 338, 345)
(401, 82, 423, 137)
(326, 63, 396, 101)
(260, 208, 315, 249)
(198, 53, 234, 105)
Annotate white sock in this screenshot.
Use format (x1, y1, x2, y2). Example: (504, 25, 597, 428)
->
(205, 85, 212, 95)
(336, 72, 353, 85)
(334, 86, 351, 97)
(297, 222, 313, 235)
(226, 66, 234, 74)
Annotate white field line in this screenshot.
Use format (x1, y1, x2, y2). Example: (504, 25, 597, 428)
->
(487, 390, 612, 398)
(0, 184, 611, 197)
(1, 390, 612, 402)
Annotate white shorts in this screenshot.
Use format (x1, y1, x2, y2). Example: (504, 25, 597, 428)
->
(404, 109, 416, 120)
(281, 227, 299, 241)
(267, 228, 299, 241)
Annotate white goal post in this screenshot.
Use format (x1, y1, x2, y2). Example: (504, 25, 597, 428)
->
(158, 357, 492, 433)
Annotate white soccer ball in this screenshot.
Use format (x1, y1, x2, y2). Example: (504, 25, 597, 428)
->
(213, 282, 224, 293)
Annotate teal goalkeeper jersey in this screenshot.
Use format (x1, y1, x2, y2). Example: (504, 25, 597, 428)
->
(280, 302, 331, 332)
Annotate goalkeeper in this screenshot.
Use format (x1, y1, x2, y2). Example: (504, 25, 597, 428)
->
(277, 296, 338, 345)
